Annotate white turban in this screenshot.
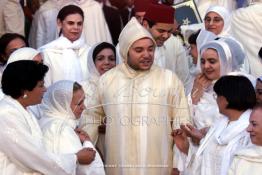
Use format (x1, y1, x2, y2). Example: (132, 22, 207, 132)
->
(7, 47, 40, 65)
(118, 17, 155, 61)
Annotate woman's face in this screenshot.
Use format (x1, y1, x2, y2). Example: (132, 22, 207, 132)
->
(94, 48, 116, 75)
(25, 80, 46, 105)
(189, 44, 198, 64)
(5, 38, 26, 59)
(247, 108, 262, 146)
(58, 13, 83, 42)
(204, 12, 224, 35)
(70, 88, 85, 119)
(201, 48, 220, 80)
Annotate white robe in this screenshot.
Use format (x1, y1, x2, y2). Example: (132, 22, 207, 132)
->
(40, 36, 90, 87)
(0, 96, 77, 175)
(228, 144, 262, 175)
(185, 110, 252, 175)
(40, 117, 105, 175)
(230, 2, 262, 77)
(29, 0, 60, 49)
(0, 0, 24, 37)
(80, 63, 190, 175)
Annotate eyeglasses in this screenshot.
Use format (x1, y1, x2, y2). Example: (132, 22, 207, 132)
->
(204, 17, 223, 24)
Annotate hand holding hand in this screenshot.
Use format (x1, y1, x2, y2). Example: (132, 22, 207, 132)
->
(76, 147, 96, 164)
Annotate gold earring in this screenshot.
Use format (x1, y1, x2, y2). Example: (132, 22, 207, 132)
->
(23, 94, 28, 99)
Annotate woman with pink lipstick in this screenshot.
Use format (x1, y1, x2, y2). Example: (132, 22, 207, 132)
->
(80, 42, 118, 159)
(40, 5, 90, 87)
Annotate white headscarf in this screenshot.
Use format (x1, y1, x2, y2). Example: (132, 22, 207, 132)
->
(40, 80, 78, 128)
(200, 39, 245, 76)
(205, 6, 231, 37)
(87, 42, 119, 80)
(7, 47, 40, 65)
(194, 29, 217, 74)
(118, 17, 155, 61)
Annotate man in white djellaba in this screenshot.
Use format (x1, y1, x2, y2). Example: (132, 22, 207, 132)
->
(80, 17, 191, 175)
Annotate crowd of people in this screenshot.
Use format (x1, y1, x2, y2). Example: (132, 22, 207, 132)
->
(0, 0, 262, 175)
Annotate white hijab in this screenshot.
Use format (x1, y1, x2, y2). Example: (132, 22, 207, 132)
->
(40, 80, 78, 128)
(7, 47, 40, 65)
(87, 42, 119, 80)
(205, 6, 231, 37)
(194, 29, 217, 75)
(200, 39, 246, 76)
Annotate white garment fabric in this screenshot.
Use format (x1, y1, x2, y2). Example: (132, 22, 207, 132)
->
(228, 144, 262, 175)
(190, 110, 252, 175)
(40, 35, 90, 87)
(0, 95, 77, 175)
(39, 80, 105, 175)
(230, 1, 262, 77)
(0, 0, 25, 37)
(29, 0, 61, 48)
(163, 35, 192, 95)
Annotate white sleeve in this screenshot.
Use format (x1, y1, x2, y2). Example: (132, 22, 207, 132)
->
(0, 114, 77, 175)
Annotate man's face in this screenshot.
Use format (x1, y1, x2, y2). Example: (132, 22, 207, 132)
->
(127, 38, 155, 71)
(148, 23, 174, 47)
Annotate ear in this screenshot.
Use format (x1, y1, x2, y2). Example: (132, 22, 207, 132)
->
(142, 20, 149, 30)
(57, 19, 62, 29)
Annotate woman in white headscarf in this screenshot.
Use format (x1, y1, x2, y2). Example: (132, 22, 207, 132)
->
(39, 5, 90, 87)
(39, 80, 105, 175)
(80, 42, 118, 159)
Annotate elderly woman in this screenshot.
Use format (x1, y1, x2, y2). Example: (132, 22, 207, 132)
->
(228, 104, 262, 175)
(39, 5, 90, 87)
(174, 75, 256, 175)
(0, 60, 94, 175)
(39, 80, 105, 175)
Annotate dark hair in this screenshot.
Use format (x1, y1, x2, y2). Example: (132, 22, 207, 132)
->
(0, 33, 28, 63)
(259, 47, 262, 60)
(188, 30, 200, 45)
(143, 18, 156, 28)
(73, 82, 83, 92)
(92, 42, 116, 62)
(2, 60, 48, 99)
(57, 5, 84, 21)
(214, 75, 256, 110)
